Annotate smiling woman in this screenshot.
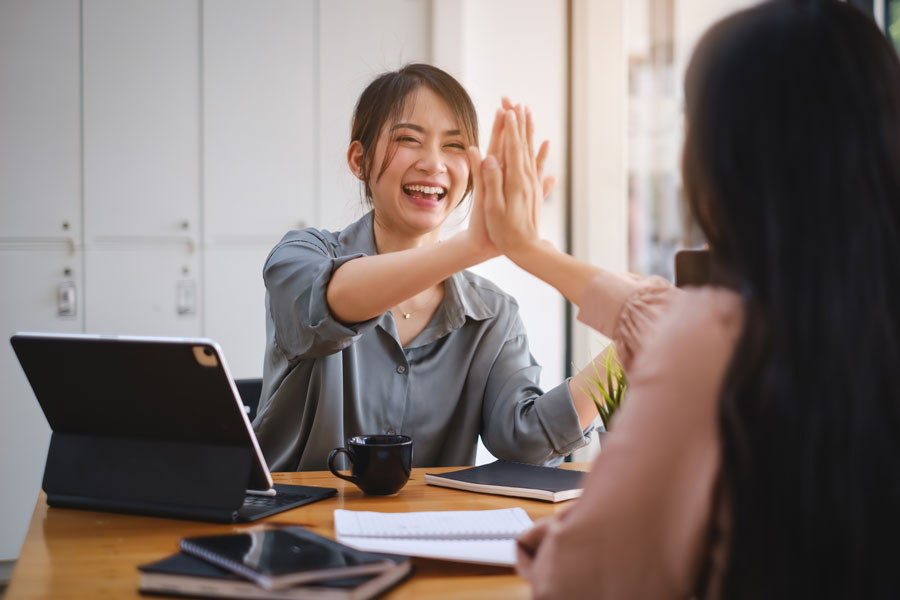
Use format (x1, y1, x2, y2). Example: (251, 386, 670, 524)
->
(251, 64, 600, 472)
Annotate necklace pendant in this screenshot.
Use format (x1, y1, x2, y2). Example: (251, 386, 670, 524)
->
(402, 312, 411, 319)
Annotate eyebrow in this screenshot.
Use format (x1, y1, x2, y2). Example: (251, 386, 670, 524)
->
(391, 123, 462, 136)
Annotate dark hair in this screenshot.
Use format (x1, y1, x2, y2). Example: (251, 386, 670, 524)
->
(683, 1, 900, 598)
(350, 63, 479, 206)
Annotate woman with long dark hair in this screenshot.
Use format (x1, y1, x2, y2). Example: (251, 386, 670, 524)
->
(472, 1, 900, 597)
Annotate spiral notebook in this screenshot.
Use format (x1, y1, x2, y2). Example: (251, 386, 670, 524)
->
(333, 508, 533, 567)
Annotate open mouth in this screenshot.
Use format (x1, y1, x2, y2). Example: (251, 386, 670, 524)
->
(402, 183, 447, 202)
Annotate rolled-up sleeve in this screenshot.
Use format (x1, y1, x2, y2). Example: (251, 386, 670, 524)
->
(576, 272, 678, 368)
(479, 316, 591, 465)
(264, 231, 380, 361)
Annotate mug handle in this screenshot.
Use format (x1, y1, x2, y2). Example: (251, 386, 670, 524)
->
(327, 447, 358, 484)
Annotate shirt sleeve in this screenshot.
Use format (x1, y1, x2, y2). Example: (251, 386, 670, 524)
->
(264, 230, 381, 361)
(521, 289, 744, 599)
(479, 312, 592, 465)
(576, 271, 678, 368)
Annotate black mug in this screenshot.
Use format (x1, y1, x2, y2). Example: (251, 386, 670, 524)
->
(327, 434, 413, 495)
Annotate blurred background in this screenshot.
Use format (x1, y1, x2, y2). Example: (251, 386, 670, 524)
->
(1, 0, 895, 574)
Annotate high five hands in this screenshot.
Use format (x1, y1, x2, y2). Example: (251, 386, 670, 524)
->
(467, 98, 556, 264)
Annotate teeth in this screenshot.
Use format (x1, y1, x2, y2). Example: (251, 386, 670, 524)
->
(404, 184, 445, 195)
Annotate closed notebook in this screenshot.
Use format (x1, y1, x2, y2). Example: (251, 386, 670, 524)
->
(334, 507, 534, 566)
(423, 460, 586, 502)
(138, 551, 411, 600)
(179, 527, 405, 591)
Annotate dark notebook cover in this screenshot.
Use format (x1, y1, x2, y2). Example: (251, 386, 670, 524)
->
(139, 550, 411, 600)
(423, 460, 586, 502)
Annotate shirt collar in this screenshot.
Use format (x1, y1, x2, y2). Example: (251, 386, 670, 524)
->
(336, 210, 378, 256)
(403, 272, 496, 348)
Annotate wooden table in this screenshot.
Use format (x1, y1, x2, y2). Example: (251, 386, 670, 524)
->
(5, 464, 587, 599)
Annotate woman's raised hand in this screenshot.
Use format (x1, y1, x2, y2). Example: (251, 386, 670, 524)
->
(469, 102, 554, 261)
(462, 107, 507, 260)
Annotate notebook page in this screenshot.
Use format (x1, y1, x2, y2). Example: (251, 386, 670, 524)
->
(336, 536, 519, 567)
(333, 507, 533, 540)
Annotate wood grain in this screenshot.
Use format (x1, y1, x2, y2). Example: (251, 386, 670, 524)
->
(5, 464, 589, 599)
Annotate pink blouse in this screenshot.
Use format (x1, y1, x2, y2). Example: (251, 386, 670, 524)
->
(520, 271, 744, 599)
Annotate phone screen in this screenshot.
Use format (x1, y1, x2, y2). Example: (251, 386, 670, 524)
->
(185, 529, 360, 576)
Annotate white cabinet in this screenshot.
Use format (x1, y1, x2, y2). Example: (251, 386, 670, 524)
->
(84, 247, 201, 337)
(0, 248, 83, 561)
(201, 0, 317, 377)
(82, 0, 200, 240)
(0, 0, 81, 239)
(203, 0, 316, 240)
(0, 0, 82, 562)
(81, 0, 202, 337)
(204, 245, 271, 379)
(317, 0, 431, 231)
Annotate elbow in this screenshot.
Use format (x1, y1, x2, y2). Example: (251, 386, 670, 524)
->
(482, 432, 556, 466)
(324, 278, 350, 324)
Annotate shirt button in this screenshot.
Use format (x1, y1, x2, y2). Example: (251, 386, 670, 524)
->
(396, 365, 406, 374)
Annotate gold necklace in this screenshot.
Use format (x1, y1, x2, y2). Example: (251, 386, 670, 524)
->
(395, 286, 439, 320)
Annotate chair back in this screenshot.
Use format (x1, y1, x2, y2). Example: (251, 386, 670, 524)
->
(235, 378, 263, 422)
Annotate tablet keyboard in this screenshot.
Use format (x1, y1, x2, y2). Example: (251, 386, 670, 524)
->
(235, 483, 337, 522)
(242, 490, 311, 509)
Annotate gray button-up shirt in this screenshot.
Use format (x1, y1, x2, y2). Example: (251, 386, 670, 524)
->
(253, 211, 590, 471)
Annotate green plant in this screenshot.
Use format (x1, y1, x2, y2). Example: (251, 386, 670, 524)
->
(580, 345, 627, 430)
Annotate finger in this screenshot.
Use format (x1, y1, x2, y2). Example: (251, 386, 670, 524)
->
(504, 109, 524, 175)
(535, 140, 550, 181)
(515, 541, 535, 578)
(516, 104, 527, 143)
(482, 153, 505, 215)
(526, 107, 536, 162)
(542, 175, 557, 200)
(467, 146, 485, 203)
(525, 107, 538, 176)
(501, 96, 515, 111)
(486, 108, 505, 160)
(516, 104, 529, 173)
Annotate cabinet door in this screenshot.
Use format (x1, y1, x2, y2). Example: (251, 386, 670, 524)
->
(203, 0, 315, 240)
(0, 0, 81, 240)
(0, 248, 83, 561)
(317, 0, 431, 231)
(82, 0, 200, 240)
(204, 245, 271, 379)
(84, 247, 201, 337)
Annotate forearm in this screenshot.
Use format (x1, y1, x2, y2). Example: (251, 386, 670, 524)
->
(506, 240, 601, 306)
(327, 234, 491, 323)
(567, 346, 614, 430)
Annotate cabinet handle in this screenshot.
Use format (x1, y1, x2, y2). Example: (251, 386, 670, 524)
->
(176, 280, 196, 316)
(58, 282, 77, 318)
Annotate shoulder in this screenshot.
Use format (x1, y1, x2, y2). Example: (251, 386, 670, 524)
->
(268, 227, 340, 261)
(632, 286, 744, 390)
(266, 212, 375, 267)
(456, 269, 521, 316)
(665, 286, 743, 338)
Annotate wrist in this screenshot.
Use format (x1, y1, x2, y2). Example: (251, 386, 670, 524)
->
(507, 238, 556, 269)
(447, 231, 497, 266)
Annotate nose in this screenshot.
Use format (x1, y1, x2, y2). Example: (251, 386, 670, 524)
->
(415, 143, 447, 175)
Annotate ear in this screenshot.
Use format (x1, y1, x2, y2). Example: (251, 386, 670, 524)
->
(347, 141, 365, 179)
